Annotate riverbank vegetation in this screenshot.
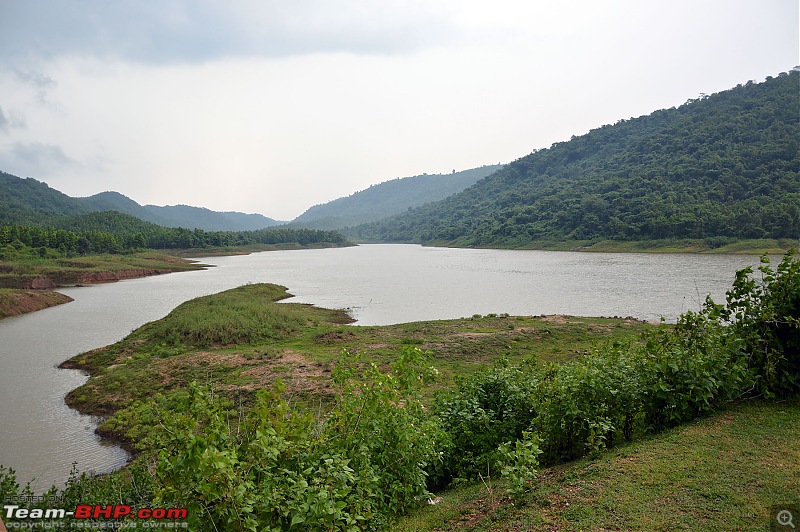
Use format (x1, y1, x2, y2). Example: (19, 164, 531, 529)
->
(0, 248, 205, 290)
(1, 212, 348, 256)
(0, 252, 797, 530)
(0, 215, 350, 317)
(418, 237, 797, 254)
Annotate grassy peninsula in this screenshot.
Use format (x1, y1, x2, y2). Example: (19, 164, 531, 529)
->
(46, 251, 797, 531)
(0, 214, 351, 318)
(0, 251, 206, 319)
(1, 252, 797, 531)
(60, 283, 651, 419)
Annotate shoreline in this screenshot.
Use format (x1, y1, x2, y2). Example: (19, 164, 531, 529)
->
(351, 237, 798, 255)
(0, 289, 74, 319)
(0, 242, 355, 320)
(437, 238, 798, 255)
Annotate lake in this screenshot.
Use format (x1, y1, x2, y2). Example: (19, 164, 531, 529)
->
(0, 244, 771, 489)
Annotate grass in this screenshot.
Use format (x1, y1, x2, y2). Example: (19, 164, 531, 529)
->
(57, 282, 798, 530)
(61, 284, 652, 418)
(395, 399, 800, 531)
(0, 251, 205, 289)
(0, 251, 206, 319)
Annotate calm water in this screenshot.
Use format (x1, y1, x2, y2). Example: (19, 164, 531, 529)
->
(0, 244, 770, 489)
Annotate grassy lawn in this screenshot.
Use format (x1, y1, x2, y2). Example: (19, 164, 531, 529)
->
(396, 399, 800, 531)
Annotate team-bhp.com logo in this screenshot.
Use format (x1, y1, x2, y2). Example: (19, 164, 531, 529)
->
(2, 504, 188, 529)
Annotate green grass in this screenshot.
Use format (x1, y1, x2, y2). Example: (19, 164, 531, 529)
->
(56, 282, 799, 530)
(61, 284, 652, 418)
(0, 251, 205, 289)
(396, 399, 800, 531)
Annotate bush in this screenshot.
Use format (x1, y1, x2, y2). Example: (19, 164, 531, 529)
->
(432, 360, 539, 484)
(151, 347, 445, 531)
(717, 252, 800, 397)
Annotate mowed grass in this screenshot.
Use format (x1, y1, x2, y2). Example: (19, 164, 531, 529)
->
(396, 399, 800, 531)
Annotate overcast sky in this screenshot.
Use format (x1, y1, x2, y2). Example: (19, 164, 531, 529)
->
(0, 1, 797, 220)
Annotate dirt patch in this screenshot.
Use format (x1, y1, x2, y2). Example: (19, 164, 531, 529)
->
(0, 289, 73, 318)
(240, 350, 331, 394)
(26, 276, 58, 289)
(154, 349, 334, 396)
(539, 315, 571, 324)
(316, 330, 358, 342)
(452, 332, 494, 339)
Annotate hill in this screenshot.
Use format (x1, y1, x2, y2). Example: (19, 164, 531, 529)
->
(290, 165, 503, 230)
(0, 172, 91, 224)
(80, 191, 282, 231)
(0, 173, 281, 231)
(350, 70, 800, 248)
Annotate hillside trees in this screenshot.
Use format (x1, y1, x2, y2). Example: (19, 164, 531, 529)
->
(0, 212, 347, 257)
(351, 71, 800, 246)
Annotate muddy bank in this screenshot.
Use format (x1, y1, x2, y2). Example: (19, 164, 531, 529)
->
(76, 269, 161, 284)
(2, 268, 178, 318)
(0, 289, 74, 319)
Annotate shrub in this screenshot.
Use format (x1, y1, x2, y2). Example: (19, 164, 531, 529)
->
(717, 252, 800, 397)
(151, 346, 445, 531)
(432, 360, 539, 484)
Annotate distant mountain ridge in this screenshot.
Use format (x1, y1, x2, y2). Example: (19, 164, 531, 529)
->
(351, 70, 800, 247)
(290, 165, 504, 230)
(0, 173, 282, 231)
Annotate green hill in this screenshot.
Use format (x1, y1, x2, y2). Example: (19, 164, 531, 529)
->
(290, 165, 503, 230)
(350, 70, 800, 248)
(140, 203, 281, 231)
(0, 172, 92, 224)
(0, 173, 281, 231)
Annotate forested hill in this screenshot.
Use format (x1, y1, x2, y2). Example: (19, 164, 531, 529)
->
(350, 70, 799, 248)
(290, 165, 503, 230)
(1, 211, 347, 255)
(0, 173, 281, 231)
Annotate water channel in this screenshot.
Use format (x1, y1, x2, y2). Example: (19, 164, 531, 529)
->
(0, 244, 771, 489)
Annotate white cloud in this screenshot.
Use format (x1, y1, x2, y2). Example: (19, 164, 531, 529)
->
(0, 0, 796, 220)
(0, 0, 453, 65)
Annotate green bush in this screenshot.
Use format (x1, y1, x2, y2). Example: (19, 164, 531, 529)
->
(432, 360, 539, 484)
(433, 252, 798, 475)
(151, 347, 445, 531)
(716, 252, 800, 397)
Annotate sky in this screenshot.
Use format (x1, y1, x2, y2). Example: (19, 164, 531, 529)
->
(0, 1, 797, 221)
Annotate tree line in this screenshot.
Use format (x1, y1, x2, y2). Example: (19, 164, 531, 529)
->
(0, 211, 347, 256)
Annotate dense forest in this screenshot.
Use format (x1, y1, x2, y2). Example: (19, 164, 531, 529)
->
(290, 165, 503, 230)
(0, 211, 347, 257)
(350, 71, 800, 247)
(0, 173, 280, 231)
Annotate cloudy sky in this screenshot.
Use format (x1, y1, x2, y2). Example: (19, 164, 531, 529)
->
(0, 1, 797, 220)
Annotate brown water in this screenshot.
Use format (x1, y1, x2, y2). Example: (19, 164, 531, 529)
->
(0, 244, 770, 489)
